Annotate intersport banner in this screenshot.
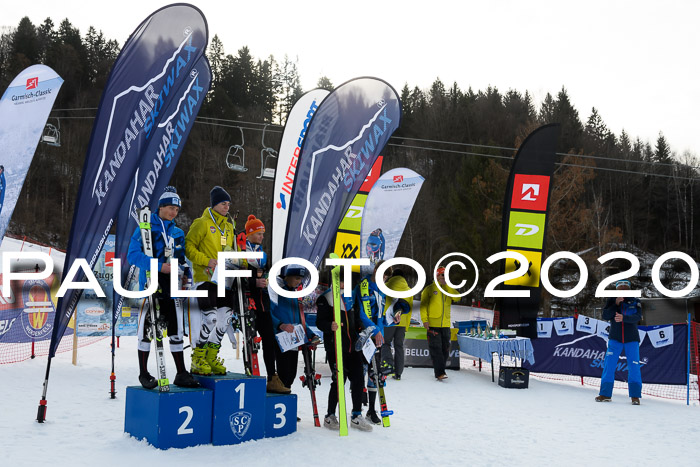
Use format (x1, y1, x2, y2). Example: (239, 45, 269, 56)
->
(360, 167, 424, 273)
(0, 65, 63, 242)
(499, 124, 560, 339)
(113, 55, 211, 323)
(283, 77, 401, 269)
(331, 155, 383, 272)
(47, 4, 208, 359)
(524, 319, 687, 385)
(271, 88, 329, 265)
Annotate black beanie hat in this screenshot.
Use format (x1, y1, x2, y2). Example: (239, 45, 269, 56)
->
(210, 186, 231, 207)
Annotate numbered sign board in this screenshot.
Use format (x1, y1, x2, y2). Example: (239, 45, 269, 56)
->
(124, 386, 213, 449)
(264, 393, 297, 438)
(196, 373, 266, 446)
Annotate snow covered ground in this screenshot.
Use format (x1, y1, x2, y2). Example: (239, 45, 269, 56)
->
(3, 336, 700, 467)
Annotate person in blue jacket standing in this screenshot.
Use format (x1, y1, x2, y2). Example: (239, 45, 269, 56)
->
(353, 262, 388, 425)
(127, 186, 198, 389)
(595, 280, 643, 405)
(269, 264, 320, 392)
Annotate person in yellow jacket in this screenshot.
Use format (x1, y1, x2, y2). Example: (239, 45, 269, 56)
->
(380, 269, 413, 380)
(185, 186, 236, 376)
(420, 266, 458, 380)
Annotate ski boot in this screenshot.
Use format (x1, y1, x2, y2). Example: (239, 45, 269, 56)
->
(190, 346, 212, 375)
(205, 342, 227, 375)
(138, 373, 157, 389)
(174, 371, 200, 388)
(380, 360, 395, 376)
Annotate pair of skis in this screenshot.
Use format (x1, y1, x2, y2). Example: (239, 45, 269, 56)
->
(139, 207, 170, 392)
(330, 256, 348, 435)
(299, 343, 322, 427)
(236, 277, 261, 376)
(296, 280, 322, 427)
(233, 221, 262, 377)
(328, 254, 391, 435)
(370, 353, 392, 426)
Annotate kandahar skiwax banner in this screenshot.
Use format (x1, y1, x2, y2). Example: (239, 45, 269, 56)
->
(360, 167, 424, 273)
(46, 3, 208, 362)
(271, 88, 329, 265)
(39, 4, 208, 421)
(525, 318, 687, 385)
(283, 77, 401, 269)
(499, 124, 560, 339)
(0, 65, 63, 243)
(113, 55, 212, 325)
(331, 155, 383, 272)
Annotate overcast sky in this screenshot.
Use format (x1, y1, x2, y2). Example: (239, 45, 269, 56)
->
(3, 0, 699, 156)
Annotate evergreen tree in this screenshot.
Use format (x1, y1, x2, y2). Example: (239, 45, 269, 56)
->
(654, 132, 672, 164)
(10, 17, 39, 73)
(316, 75, 333, 90)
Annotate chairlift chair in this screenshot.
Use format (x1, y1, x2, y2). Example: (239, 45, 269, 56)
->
(226, 126, 248, 172)
(257, 124, 277, 181)
(41, 119, 61, 147)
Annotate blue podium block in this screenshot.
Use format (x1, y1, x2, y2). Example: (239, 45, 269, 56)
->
(264, 393, 297, 438)
(196, 372, 266, 446)
(124, 386, 213, 449)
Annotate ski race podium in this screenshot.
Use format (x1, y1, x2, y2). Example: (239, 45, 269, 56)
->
(124, 372, 297, 449)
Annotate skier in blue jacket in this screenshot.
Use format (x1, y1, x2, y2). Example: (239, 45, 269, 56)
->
(353, 262, 389, 425)
(127, 186, 198, 389)
(595, 280, 643, 405)
(269, 264, 320, 391)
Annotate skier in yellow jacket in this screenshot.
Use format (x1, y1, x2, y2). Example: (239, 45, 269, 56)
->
(185, 186, 236, 375)
(420, 266, 458, 380)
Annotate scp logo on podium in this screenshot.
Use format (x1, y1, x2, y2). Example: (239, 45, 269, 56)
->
(230, 411, 252, 440)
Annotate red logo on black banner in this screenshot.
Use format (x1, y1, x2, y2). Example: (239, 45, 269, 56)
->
(511, 174, 550, 211)
(26, 77, 38, 90)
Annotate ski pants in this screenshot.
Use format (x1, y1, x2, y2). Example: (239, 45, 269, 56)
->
(137, 273, 183, 352)
(193, 281, 236, 347)
(427, 327, 451, 378)
(254, 297, 281, 380)
(327, 347, 365, 415)
(381, 326, 406, 377)
(599, 338, 642, 398)
(278, 348, 300, 388)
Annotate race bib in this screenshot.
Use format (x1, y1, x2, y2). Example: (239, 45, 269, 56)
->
(537, 320, 553, 338)
(576, 315, 596, 334)
(646, 326, 673, 348)
(596, 320, 610, 341)
(553, 317, 574, 336)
